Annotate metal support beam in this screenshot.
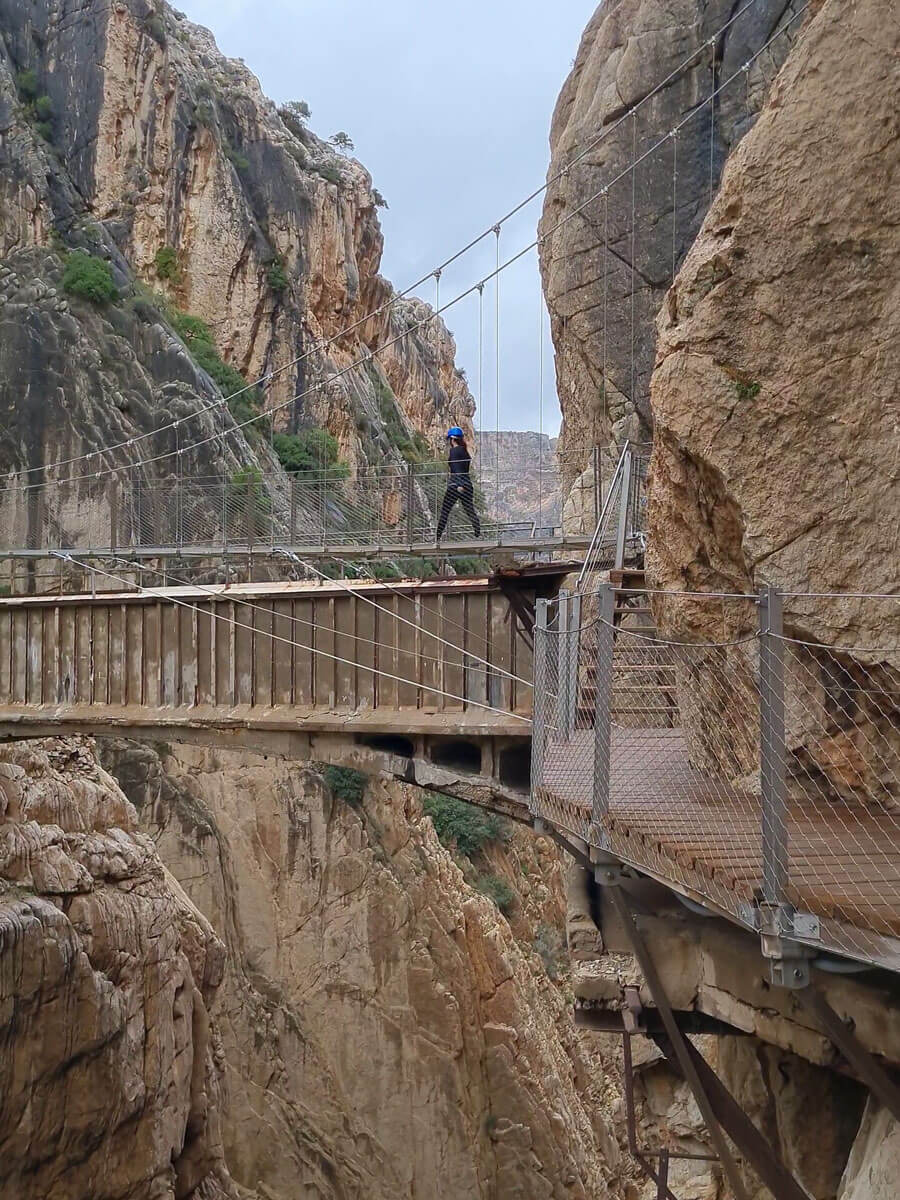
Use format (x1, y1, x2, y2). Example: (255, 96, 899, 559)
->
(798, 988, 900, 1123)
(605, 885, 752, 1200)
(622, 1032, 681, 1200)
(652, 1031, 813, 1200)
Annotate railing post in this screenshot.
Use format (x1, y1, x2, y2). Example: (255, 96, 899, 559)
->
(557, 589, 581, 739)
(614, 445, 633, 569)
(406, 462, 414, 547)
(759, 585, 787, 905)
(530, 598, 548, 815)
(557, 589, 570, 736)
(592, 444, 601, 532)
(222, 475, 228, 554)
(758, 585, 808, 986)
(592, 583, 616, 825)
(289, 475, 297, 546)
(110, 476, 118, 553)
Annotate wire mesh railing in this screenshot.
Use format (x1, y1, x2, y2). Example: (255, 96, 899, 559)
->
(532, 584, 900, 974)
(576, 443, 650, 589)
(0, 447, 598, 557)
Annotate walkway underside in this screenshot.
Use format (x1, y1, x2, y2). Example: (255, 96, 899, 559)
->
(0, 706, 533, 824)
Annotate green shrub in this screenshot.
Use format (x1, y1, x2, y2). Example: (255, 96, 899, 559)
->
(735, 379, 761, 402)
(34, 120, 52, 141)
(154, 245, 180, 282)
(169, 309, 263, 428)
(314, 163, 342, 186)
(225, 144, 250, 173)
(144, 13, 167, 46)
(16, 69, 38, 101)
(371, 188, 388, 209)
(533, 922, 567, 980)
(62, 251, 118, 304)
(273, 428, 349, 477)
(194, 99, 216, 127)
(267, 257, 289, 293)
(279, 100, 311, 141)
(320, 764, 366, 806)
(423, 793, 508, 858)
(330, 131, 354, 152)
(33, 94, 52, 120)
(450, 556, 488, 577)
(476, 874, 515, 915)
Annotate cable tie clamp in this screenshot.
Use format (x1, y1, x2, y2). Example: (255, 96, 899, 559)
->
(492, 224, 501, 237)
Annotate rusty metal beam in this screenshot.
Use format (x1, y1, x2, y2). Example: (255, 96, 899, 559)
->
(798, 988, 900, 1122)
(607, 886, 752, 1200)
(652, 1031, 813, 1200)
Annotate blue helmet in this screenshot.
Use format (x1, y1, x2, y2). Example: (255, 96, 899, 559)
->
(446, 426, 464, 439)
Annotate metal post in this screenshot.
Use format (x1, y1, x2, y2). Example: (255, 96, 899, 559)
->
(530, 599, 548, 815)
(759, 586, 788, 906)
(289, 475, 297, 547)
(592, 444, 601, 531)
(247, 479, 255, 553)
(321, 462, 327, 550)
(614, 445, 633, 569)
(222, 474, 228, 554)
(593, 583, 616, 824)
(566, 592, 581, 738)
(557, 589, 570, 737)
(406, 462, 414, 547)
(110, 476, 118, 553)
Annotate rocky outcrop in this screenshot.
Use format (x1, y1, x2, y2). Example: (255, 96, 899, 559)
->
(645, 0, 899, 796)
(538, 0, 802, 497)
(101, 740, 625, 1200)
(0, 738, 234, 1200)
(0, 0, 472, 547)
(477, 431, 562, 528)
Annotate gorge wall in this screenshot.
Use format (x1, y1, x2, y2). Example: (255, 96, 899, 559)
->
(0, 0, 473, 551)
(538, 0, 804, 495)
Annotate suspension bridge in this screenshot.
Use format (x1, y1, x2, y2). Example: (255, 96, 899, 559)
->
(2, 2, 899, 1196)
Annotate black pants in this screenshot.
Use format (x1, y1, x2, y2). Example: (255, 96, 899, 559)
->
(436, 479, 480, 539)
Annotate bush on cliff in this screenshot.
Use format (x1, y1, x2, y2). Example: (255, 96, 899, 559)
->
(273, 428, 348, 478)
(62, 252, 118, 305)
(423, 793, 509, 858)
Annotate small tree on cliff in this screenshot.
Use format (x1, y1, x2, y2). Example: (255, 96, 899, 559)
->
(329, 131, 354, 154)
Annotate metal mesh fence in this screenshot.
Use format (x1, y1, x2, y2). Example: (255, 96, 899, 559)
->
(533, 585, 900, 971)
(0, 447, 597, 556)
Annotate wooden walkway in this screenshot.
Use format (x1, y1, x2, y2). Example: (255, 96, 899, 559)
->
(538, 727, 900, 962)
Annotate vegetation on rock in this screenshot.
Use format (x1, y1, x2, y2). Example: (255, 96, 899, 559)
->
(154, 246, 180, 282)
(169, 309, 264, 430)
(320, 764, 367, 806)
(273, 428, 349, 477)
(424, 793, 509, 858)
(475, 874, 516, 915)
(62, 252, 118, 304)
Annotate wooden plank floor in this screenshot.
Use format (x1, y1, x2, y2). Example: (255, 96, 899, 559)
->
(539, 727, 900, 942)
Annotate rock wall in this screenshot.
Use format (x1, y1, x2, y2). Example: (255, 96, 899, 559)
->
(101, 740, 626, 1200)
(0, 738, 235, 1200)
(0, 0, 473, 548)
(476, 431, 562, 528)
(538, 0, 802, 497)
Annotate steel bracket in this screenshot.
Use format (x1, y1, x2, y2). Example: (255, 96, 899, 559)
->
(593, 852, 631, 887)
(758, 902, 815, 989)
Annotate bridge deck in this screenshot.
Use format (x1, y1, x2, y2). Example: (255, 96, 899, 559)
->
(538, 727, 900, 964)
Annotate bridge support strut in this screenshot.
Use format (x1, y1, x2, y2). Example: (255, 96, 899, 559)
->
(603, 877, 813, 1200)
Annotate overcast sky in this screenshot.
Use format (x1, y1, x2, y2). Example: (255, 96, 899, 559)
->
(176, 0, 597, 438)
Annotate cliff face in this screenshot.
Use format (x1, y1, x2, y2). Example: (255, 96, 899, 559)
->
(538, 0, 802, 496)
(0, 0, 473, 547)
(476, 431, 561, 528)
(100, 740, 625, 1200)
(0, 739, 235, 1200)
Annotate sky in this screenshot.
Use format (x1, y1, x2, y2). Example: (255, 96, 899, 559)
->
(176, 0, 598, 438)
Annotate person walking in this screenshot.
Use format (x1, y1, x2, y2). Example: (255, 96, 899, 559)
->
(435, 427, 480, 540)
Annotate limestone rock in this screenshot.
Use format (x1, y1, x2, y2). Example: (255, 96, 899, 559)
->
(539, 0, 802, 498)
(645, 0, 900, 794)
(102, 739, 625, 1200)
(839, 1101, 900, 1200)
(0, 0, 473, 548)
(0, 738, 235, 1200)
